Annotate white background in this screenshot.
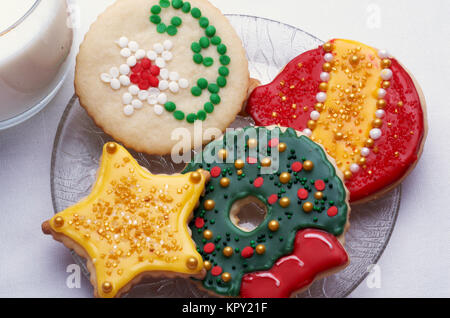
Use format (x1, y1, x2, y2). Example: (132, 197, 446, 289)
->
(0, 0, 449, 297)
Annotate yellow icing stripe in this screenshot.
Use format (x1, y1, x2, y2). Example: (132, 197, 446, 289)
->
(311, 39, 382, 175)
(49, 142, 206, 298)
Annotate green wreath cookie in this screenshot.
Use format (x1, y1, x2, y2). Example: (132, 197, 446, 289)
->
(184, 126, 350, 297)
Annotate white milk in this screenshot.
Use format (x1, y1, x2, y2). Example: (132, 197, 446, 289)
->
(0, 0, 73, 122)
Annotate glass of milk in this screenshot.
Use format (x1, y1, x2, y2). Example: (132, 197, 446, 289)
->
(0, 0, 74, 130)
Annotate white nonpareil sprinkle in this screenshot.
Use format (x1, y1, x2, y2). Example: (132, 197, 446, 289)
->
(369, 128, 382, 140)
(147, 50, 157, 60)
(132, 99, 143, 109)
(155, 57, 166, 68)
(117, 36, 128, 48)
(120, 48, 131, 58)
(350, 163, 360, 173)
(302, 128, 312, 137)
(135, 49, 146, 60)
(361, 147, 370, 157)
(316, 92, 327, 103)
(119, 75, 130, 86)
(122, 93, 133, 104)
(160, 68, 169, 80)
(162, 51, 173, 61)
(128, 85, 139, 95)
(110, 79, 120, 90)
(100, 73, 112, 83)
(119, 64, 130, 75)
(138, 90, 149, 101)
(147, 94, 158, 105)
(169, 71, 179, 81)
(178, 78, 189, 88)
(128, 41, 139, 52)
(153, 43, 164, 54)
(154, 104, 164, 115)
(157, 93, 167, 104)
(159, 80, 169, 91)
(127, 56, 137, 67)
(109, 67, 119, 78)
(123, 105, 134, 116)
(169, 81, 179, 93)
(163, 39, 173, 50)
(310, 110, 320, 121)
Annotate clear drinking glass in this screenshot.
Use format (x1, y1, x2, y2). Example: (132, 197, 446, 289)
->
(0, 0, 74, 130)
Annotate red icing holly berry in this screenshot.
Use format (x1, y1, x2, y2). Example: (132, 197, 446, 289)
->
(194, 217, 205, 229)
(314, 180, 325, 191)
(327, 206, 338, 217)
(241, 247, 254, 258)
(253, 177, 264, 188)
(139, 80, 150, 90)
(150, 65, 160, 76)
(211, 266, 223, 276)
(211, 166, 221, 178)
(129, 60, 160, 89)
(292, 162, 303, 172)
(204, 243, 215, 254)
(268, 194, 278, 205)
(149, 76, 159, 88)
(297, 188, 309, 200)
(141, 58, 151, 69)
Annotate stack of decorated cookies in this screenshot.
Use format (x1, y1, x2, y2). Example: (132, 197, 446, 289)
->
(42, 0, 427, 298)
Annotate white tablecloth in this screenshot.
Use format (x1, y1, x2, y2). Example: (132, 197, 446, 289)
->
(0, 0, 449, 297)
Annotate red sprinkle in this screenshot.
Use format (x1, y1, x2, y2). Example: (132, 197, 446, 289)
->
(130, 74, 140, 84)
(131, 63, 143, 73)
(268, 138, 279, 148)
(150, 65, 161, 76)
(253, 177, 264, 188)
(211, 166, 221, 178)
(327, 206, 338, 217)
(292, 161, 303, 172)
(211, 266, 223, 276)
(149, 76, 159, 88)
(247, 157, 257, 164)
(194, 217, 205, 229)
(204, 243, 215, 254)
(268, 194, 278, 205)
(241, 247, 254, 259)
(139, 80, 150, 90)
(297, 188, 309, 200)
(141, 58, 151, 69)
(315, 180, 326, 191)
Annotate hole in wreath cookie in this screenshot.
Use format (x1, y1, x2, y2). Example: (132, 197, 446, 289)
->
(229, 196, 267, 232)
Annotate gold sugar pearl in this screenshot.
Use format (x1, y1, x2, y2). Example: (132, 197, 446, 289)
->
(54, 216, 64, 228)
(344, 170, 353, 180)
(279, 172, 291, 184)
(350, 55, 360, 65)
(261, 157, 272, 167)
(307, 120, 317, 130)
(377, 99, 387, 109)
(190, 172, 202, 184)
(204, 200, 215, 211)
(235, 159, 245, 169)
(322, 62, 332, 72)
(186, 257, 198, 270)
(303, 160, 314, 171)
(247, 138, 258, 149)
(334, 132, 343, 140)
(220, 177, 230, 188)
(204, 261, 212, 271)
(223, 246, 233, 257)
(365, 138, 375, 148)
(222, 272, 232, 283)
(319, 82, 328, 91)
(358, 157, 367, 165)
(279, 197, 290, 208)
(102, 281, 113, 294)
(323, 42, 333, 52)
(382, 59, 392, 69)
(203, 230, 213, 240)
(268, 220, 280, 232)
(278, 143, 287, 153)
(303, 202, 314, 213)
(218, 149, 228, 161)
(315, 103, 324, 112)
(106, 142, 117, 154)
(382, 81, 391, 89)
(255, 244, 266, 255)
(373, 118, 383, 128)
(314, 192, 324, 200)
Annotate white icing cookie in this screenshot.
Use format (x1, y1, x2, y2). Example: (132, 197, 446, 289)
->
(75, 0, 250, 155)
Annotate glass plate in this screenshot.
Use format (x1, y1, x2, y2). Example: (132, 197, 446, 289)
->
(51, 15, 400, 298)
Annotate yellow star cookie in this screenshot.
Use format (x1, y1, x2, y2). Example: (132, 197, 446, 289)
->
(42, 142, 208, 298)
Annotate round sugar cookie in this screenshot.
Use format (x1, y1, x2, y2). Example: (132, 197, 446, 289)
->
(246, 39, 427, 203)
(75, 0, 250, 155)
(184, 126, 350, 297)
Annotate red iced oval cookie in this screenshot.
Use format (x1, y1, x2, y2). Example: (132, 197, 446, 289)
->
(246, 39, 426, 202)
